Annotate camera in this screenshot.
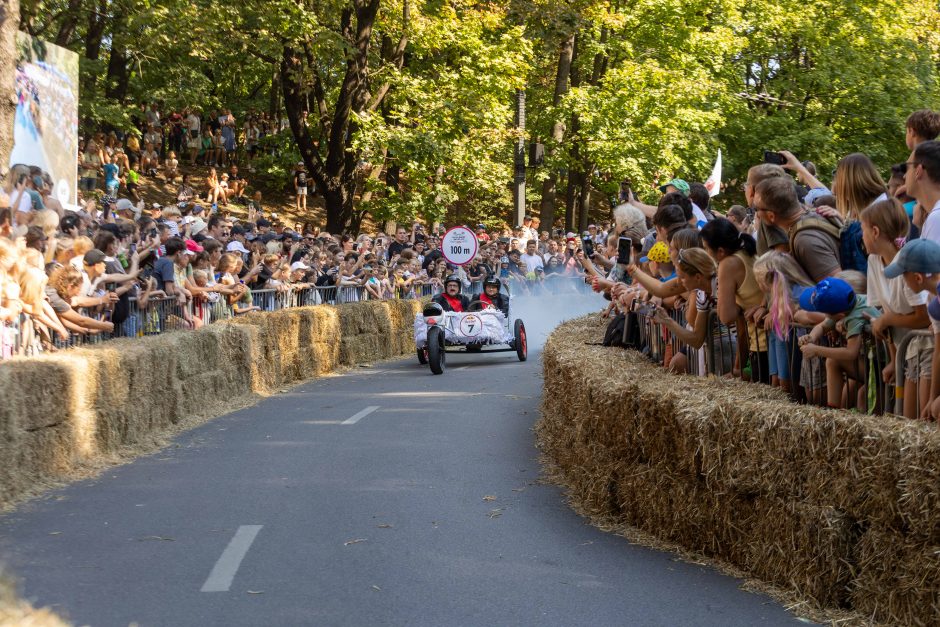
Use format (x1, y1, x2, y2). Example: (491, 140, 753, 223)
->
(763, 150, 787, 166)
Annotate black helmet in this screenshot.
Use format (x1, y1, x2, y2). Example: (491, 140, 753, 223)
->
(444, 274, 461, 287)
(483, 277, 500, 289)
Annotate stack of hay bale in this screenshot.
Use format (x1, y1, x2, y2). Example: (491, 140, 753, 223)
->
(0, 299, 422, 509)
(538, 316, 940, 625)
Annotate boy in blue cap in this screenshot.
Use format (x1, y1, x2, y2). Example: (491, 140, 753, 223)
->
(799, 277, 880, 409)
(883, 238, 940, 419)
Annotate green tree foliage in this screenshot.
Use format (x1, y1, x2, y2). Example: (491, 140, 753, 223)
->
(12, 0, 940, 230)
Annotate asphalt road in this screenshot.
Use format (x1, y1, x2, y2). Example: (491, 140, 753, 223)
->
(0, 295, 803, 627)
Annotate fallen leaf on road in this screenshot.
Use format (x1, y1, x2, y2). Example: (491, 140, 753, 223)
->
(482, 495, 497, 502)
(487, 508, 504, 519)
(246, 590, 265, 595)
(376, 524, 393, 529)
(138, 536, 175, 541)
(371, 585, 381, 591)
(48, 531, 62, 535)
(511, 487, 526, 492)
(344, 538, 367, 546)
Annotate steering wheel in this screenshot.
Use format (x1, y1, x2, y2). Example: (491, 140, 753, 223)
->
(467, 300, 486, 312)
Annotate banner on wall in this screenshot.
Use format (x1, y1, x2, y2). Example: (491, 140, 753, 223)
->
(9, 32, 79, 211)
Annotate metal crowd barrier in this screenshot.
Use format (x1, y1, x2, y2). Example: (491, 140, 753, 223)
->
(626, 302, 935, 418)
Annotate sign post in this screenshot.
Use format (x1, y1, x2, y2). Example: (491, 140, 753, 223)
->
(440, 226, 479, 266)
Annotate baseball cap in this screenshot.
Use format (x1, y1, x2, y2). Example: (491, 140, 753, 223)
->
(185, 239, 204, 255)
(115, 198, 135, 213)
(884, 238, 940, 278)
(290, 261, 311, 272)
(227, 241, 250, 254)
(799, 278, 856, 314)
(929, 295, 940, 322)
(83, 249, 106, 265)
(659, 178, 691, 196)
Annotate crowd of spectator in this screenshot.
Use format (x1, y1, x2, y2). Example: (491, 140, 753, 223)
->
(589, 109, 940, 421)
(0, 154, 592, 360)
(8, 101, 940, 422)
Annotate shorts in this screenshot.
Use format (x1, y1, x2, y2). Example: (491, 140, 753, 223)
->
(126, 182, 138, 194)
(296, 186, 307, 196)
(800, 354, 826, 390)
(188, 137, 200, 149)
(904, 334, 934, 381)
(106, 182, 119, 195)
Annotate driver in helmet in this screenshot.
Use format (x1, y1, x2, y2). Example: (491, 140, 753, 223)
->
(433, 274, 470, 312)
(477, 277, 508, 316)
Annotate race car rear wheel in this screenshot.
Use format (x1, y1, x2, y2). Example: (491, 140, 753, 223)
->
(417, 346, 428, 365)
(428, 326, 446, 375)
(514, 319, 527, 362)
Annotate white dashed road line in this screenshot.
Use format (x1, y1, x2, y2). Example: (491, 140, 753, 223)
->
(341, 406, 380, 425)
(201, 525, 263, 592)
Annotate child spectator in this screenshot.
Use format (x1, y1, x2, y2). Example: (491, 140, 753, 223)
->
(753, 252, 817, 397)
(862, 199, 931, 418)
(799, 278, 880, 410)
(882, 238, 940, 420)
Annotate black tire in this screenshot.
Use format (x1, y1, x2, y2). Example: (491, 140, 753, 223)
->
(466, 344, 482, 353)
(428, 326, 446, 375)
(417, 346, 428, 365)
(513, 319, 527, 362)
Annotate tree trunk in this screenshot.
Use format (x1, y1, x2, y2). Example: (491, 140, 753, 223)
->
(105, 35, 130, 102)
(565, 169, 579, 232)
(0, 0, 18, 177)
(538, 32, 575, 230)
(578, 165, 593, 234)
(84, 0, 107, 60)
(54, 0, 82, 46)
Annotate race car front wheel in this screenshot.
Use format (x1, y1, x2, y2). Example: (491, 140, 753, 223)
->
(428, 326, 446, 375)
(514, 319, 527, 362)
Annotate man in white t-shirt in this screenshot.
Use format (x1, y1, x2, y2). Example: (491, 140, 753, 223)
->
(908, 141, 940, 242)
(520, 240, 544, 273)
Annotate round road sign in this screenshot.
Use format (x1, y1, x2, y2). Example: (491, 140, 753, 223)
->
(441, 226, 479, 266)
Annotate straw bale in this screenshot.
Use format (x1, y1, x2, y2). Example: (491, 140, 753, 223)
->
(896, 423, 940, 540)
(540, 314, 940, 623)
(0, 568, 68, 627)
(0, 299, 422, 510)
(850, 526, 940, 626)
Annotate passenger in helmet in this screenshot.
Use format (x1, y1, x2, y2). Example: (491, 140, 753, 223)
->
(476, 277, 508, 316)
(432, 274, 470, 312)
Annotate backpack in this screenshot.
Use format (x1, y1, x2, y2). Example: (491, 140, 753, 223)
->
(839, 220, 868, 273)
(788, 212, 855, 271)
(297, 171, 307, 187)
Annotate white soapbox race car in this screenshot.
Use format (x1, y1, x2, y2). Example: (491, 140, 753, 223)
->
(414, 288, 527, 375)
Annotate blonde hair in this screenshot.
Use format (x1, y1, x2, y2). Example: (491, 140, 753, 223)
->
(753, 252, 814, 340)
(836, 270, 867, 295)
(72, 236, 94, 257)
(833, 153, 886, 220)
(32, 209, 59, 238)
(676, 247, 717, 278)
(48, 264, 82, 300)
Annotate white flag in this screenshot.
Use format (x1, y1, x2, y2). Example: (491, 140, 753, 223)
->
(704, 149, 722, 197)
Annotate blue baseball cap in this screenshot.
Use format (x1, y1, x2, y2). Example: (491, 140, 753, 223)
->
(928, 295, 940, 322)
(799, 277, 856, 314)
(884, 238, 940, 279)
